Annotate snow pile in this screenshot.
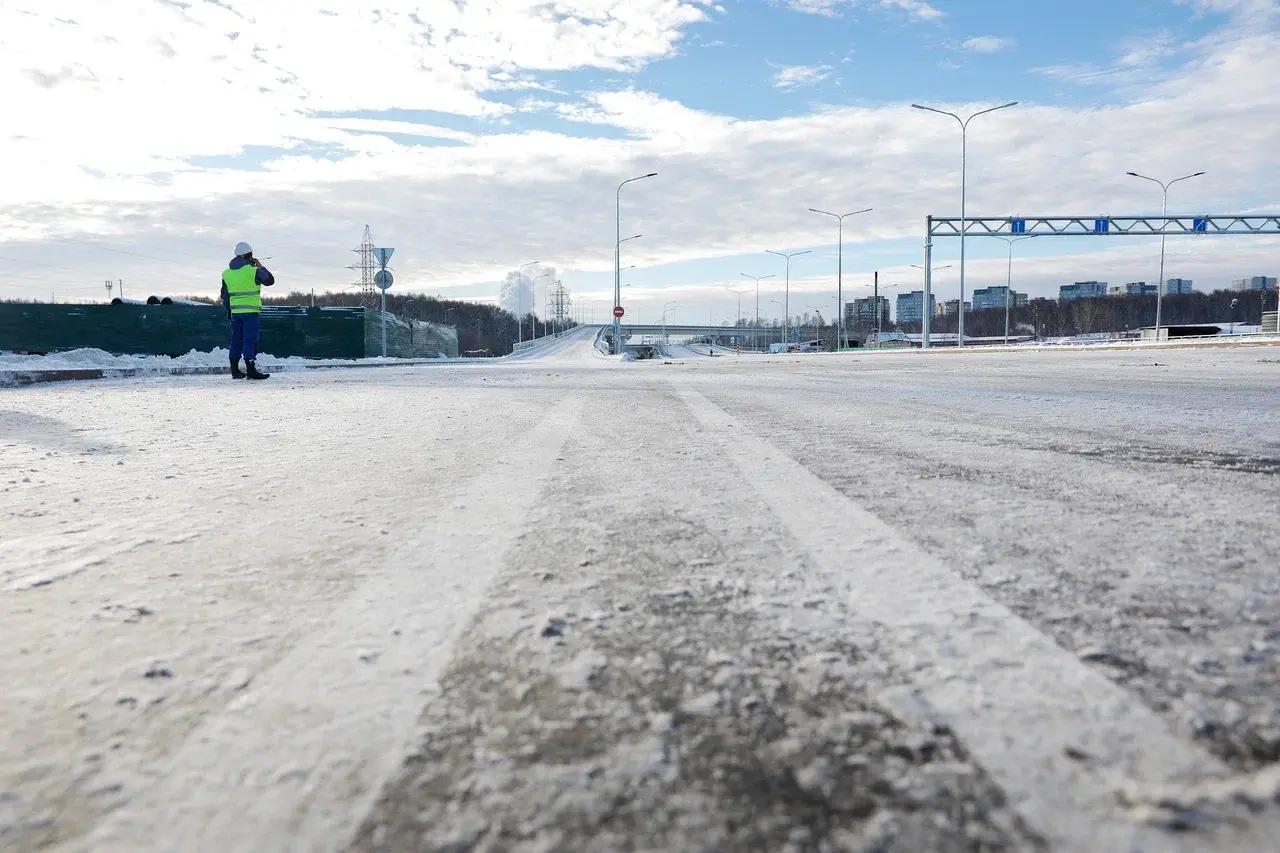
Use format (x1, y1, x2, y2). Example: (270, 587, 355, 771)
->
(0, 347, 449, 384)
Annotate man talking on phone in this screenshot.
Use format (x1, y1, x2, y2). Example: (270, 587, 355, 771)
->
(220, 241, 275, 380)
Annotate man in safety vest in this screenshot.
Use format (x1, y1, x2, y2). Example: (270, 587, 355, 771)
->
(220, 241, 275, 380)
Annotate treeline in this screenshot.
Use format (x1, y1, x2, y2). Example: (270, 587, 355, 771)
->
(888, 288, 1276, 338)
(262, 291, 563, 356)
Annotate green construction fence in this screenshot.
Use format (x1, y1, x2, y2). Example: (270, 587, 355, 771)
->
(0, 302, 458, 360)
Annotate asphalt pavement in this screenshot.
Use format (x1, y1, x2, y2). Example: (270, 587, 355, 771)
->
(2, 338, 1277, 852)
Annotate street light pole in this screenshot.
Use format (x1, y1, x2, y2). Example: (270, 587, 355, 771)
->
(768, 298, 785, 348)
(517, 260, 539, 344)
(615, 173, 657, 354)
(535, 271, 553, 339)
(911, 262, 952, 335)
(806, 305, 825, 344)
(740, 272, 775, 352)
(992, 237, 1035, 345)
(613, 233, 643, 352)
(912, 101, 1017, 347)
(909, 263, 952, 339)
(725, 287, 750, 346)
(1126, 170, 1205, 339)
(661, 300, 680, 348)
(765, 249, 811, 347)
(809, 207, 872, 351)
(848, 279, 905, 346)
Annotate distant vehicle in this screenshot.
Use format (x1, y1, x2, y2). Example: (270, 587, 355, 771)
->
(866, 330, 913, 348)
(768, 340, 821, 354)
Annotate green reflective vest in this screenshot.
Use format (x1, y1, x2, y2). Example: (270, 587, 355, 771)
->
(222, 264, 261, 314)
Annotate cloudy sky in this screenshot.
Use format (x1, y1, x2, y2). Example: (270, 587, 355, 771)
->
(3, 0, 1278, 324)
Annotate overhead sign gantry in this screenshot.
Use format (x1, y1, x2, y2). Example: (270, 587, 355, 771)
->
(921, 214, 1280, 347)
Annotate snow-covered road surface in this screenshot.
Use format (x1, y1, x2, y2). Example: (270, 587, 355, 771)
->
(2, 339, 1278, 851)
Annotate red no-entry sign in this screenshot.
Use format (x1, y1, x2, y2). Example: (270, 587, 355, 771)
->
(613, 306, 625, 318)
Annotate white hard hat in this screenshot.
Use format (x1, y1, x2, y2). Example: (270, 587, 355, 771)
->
(234, 241, 253, 256)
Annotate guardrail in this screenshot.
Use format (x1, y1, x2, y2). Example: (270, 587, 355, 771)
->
(511, 335, 557, 353)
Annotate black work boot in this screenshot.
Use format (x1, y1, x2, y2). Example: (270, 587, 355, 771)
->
(230, 356, 245, 379)
(245, 359, 270, 380)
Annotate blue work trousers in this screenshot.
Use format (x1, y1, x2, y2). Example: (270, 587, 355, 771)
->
(229, 313, 261, 362)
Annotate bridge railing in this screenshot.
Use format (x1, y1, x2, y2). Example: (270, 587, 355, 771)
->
(511, 333, 562, 354)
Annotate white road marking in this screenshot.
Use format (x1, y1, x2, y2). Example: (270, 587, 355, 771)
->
(78, 399, 583, 853)
(677, 387, 1279, 852)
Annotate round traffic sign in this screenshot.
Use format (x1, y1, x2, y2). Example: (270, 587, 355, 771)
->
(613, 305, 624, 318)
(374, 269, 394, 290)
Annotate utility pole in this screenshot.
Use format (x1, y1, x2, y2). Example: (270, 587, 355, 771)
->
(874, 270, 879, 340)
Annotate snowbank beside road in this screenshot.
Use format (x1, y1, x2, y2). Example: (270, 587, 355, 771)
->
(1, 347, 433, 372)
(0, 348, 455, 386)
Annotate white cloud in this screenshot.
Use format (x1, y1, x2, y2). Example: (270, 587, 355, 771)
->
(781, 0, 943, 21)
(772, 64, 833, 90)
(1, 0, 1278, 310)
(1034, 31, 1178, 87)
(557, 89, 732, 148)
(0, 0, 715, 203)
(961, 35, 1015, 54)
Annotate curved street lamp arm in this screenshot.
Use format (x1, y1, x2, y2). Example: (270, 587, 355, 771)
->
(1126, 171, 1166, 191)
(618, 172, 658, 195)
(1167, 171, 1206, 191)
(912, 103, 963, 128)
(965, 101, 1018, 125)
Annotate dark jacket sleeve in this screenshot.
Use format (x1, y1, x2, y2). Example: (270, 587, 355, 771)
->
(220, 281, 230, 319)
(255, 265, 275, 287)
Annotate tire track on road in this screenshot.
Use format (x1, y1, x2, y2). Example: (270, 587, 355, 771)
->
(352, 386, 1042, 852)
(77, 398, 584, 853)
(676, 386, 1280, 852)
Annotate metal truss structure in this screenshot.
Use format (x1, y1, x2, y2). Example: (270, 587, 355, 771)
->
(928, 214, 1280, 238)
(348, 225, 378, 310)
(921, 213, 1280, 347)
(550, 280, 572, 334)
